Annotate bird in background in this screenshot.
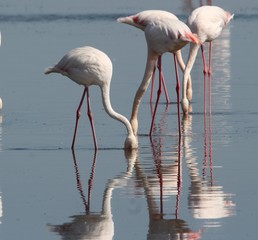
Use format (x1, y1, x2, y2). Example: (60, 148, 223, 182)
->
(44, 46, 138, 150)
(117, 10, 193, 105)
(181, 5, 234, 114)
(118, 12, 199, 135)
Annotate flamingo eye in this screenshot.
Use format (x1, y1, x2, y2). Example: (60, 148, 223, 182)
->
(133, 16, 139, 23)
(177, 33, 182, 39)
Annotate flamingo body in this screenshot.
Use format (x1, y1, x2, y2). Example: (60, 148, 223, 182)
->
(117, 10, 178, 30)
(45, 46, 138, 150)
(145, 18, 198, 54)
(45, 46, 112, 87)
(187, 6, 234, 44)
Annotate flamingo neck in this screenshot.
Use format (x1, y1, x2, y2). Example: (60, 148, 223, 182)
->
(100, 84, 138, 149)
(181, 43, 200, 114)
(183, 43, 200, 99)
(130, 50, 157, 135)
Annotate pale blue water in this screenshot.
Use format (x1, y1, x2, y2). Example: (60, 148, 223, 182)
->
(0, 1, 258, 239)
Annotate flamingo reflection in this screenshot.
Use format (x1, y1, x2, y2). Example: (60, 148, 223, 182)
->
(149, 103, 182, 217)
(0, 191, 2, 224)
(182, 114, 235, 227)
(48, 149, 137, 240)
(135, 131, 202, 239)
(0, 111, 2, 223)
(71, 150, 97, 214)
(0, 114, 2, 152)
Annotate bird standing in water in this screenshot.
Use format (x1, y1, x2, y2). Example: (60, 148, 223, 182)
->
(45, 46, 138, 150)
(118, 13, 199, 135)
(181, 6, 234, 114)
(117, 10, 193, 105)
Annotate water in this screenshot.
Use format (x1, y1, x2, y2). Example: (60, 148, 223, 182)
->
(0, 0, 258, 239)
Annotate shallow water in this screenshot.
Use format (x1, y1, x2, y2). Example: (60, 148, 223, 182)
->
(0, 1, 258, 239)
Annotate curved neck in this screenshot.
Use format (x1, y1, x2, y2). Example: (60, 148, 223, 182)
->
(130, 50, 158, 121)
(182, 43, 200, 99)
(100, 84, 134, 137)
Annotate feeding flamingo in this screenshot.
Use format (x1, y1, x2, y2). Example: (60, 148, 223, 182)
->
(118, 13, 199, 135)
(181, 6, 234, 114)
(117, 10, 193, 104)
(44, 46, 138, 150)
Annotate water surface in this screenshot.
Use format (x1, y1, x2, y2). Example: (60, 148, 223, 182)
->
(0, 1, 258, 239)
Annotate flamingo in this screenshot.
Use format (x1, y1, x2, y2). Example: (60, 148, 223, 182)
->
(44, 46, 138, 150)
(117, 10, 193, 105)
(181, 6, 234, 114)
(118, 13, 199, 135)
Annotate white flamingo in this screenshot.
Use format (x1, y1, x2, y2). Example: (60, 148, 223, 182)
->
(45, 46, 138, 150)
(118, 12, 199, 135)
(117, 10, 193, 105)
(181, 6, 234, 114)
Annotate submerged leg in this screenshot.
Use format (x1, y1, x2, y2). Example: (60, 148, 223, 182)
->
(71, 88, 87, 150)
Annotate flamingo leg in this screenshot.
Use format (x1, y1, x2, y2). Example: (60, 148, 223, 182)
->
(86, 88, 98, 150)
(150, 56, 169, 104)
(149, 64, 163, 136)
(157, 57, 170, 103)
(201, 45, 208, 114)
(174, 53, 181, 136)
(208, 42, 212, 114)
(71, 87, 87, 150)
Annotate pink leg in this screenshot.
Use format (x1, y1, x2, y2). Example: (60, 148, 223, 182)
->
(174, 54, 181, 136)
(201, 45, 208, 114)
(71, 87, 98, 150)
(71, 88, 87, 150)
(157, 57, 170, 103)
(149, 64, 163, 136)
(150, 56, 169, 104)
(208, 42, 212, 114)
(86, 88, 98, 150)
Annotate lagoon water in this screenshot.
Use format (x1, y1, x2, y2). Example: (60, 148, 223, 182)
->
(0, 0, 258, 239)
